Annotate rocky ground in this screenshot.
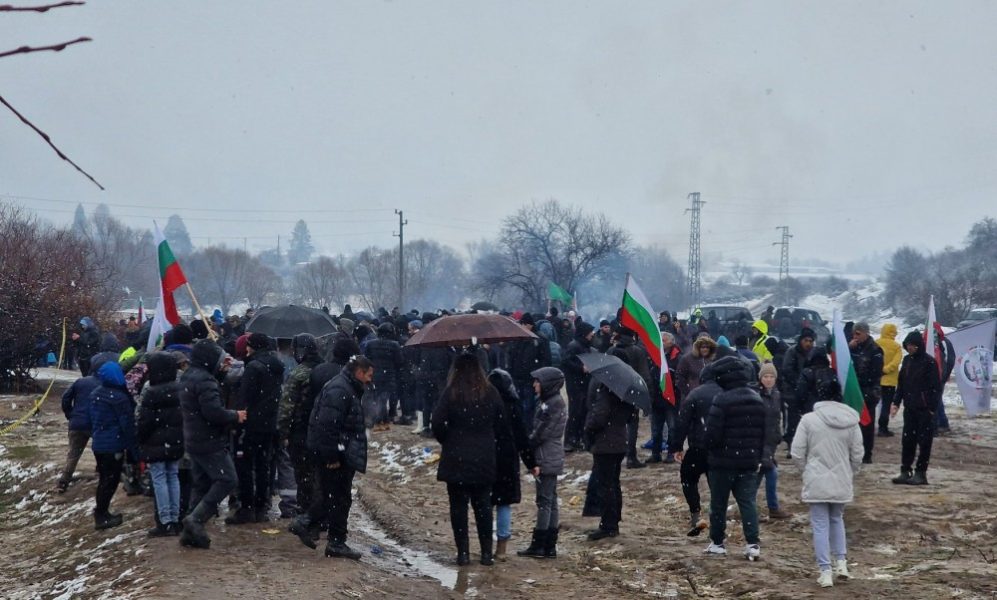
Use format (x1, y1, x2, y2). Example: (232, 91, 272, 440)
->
(2, 370, 996, 599)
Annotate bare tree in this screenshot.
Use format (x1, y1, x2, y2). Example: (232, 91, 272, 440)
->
(186, 246, 253, 316)
(292, 255, 349, 309)
(473, 199, 631, 310)
(404, 239, 466, 310)
(348, 247, 395, 312)
(244, 261, 283, 310)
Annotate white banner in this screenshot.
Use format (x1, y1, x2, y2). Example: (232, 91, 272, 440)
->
(946, 319, 996, 417)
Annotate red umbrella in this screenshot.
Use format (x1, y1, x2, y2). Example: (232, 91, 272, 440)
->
(405, 313, 538, 348)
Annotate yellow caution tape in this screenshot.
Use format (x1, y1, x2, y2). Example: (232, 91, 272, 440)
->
(1, 318, 67, 436)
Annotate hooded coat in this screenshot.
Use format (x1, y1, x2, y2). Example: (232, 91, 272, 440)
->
(307, 368, 368, 473)
(180, 340, 240, 455)
(136, 352, 184, 463)
(561, 326, 596, 401)
(536, 320, 562, 366)
(76, 318, 101, 361)
(795, 349, 842, 413)
(704, 357, 768, 471)
(364, 325, 405, 397)
(432, 379, 506, 485)
(61, 354, 115, 432)
(675, 337, 717, 397)
(278, 335, 323, 450)
(750, 320, 773, 362)
(237, 348, 285, 435)
(877, 324, 902, 388)
(583, 379, 631, 454)
(893, 332, 942, 412)
(529, 367, 567, 475)
(790, 401, 864, 503)
(488, 369, 536, 505)
(88, 361, 137, 455)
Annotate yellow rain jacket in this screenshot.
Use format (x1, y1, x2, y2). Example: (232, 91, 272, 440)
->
(751, 319, 773, 362)
(877, 323, 902, 387)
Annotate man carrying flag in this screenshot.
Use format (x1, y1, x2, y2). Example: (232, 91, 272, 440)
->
(889, 331, 941, 485)
(830, 311, 873, 432)
(847, 322, 883, 464)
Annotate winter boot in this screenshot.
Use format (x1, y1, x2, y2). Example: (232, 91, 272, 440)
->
(224, 506, 254, 525)
(687, 511, 706, 537)
(479, 534, 494, 566)
(543, 527, 559, 559)
(817, 570, 834, 588)
(586, 527, 618, 541)
(664, 452, 676, 464)
(495, 538, 508, 561)
(909, 470, 929, 485)
(255, 508, 271, 523)
(517, 528, 547, 558)
(646, 453, 663, 464)
(891, 468, 913, 485)
(289, 515, 318, 549)
(179, 504, 212, 549)
(147, 522, 171, 538)
(768, 507, 792, 519)
(455, 534, 470, 566)
(325, 538, 361, 560)
(626, 457, 647, 469)
(94, 510, 123, 531)
(833, 558, 852, 579)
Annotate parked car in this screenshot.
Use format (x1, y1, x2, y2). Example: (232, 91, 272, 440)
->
(957, 307, 997, 353)
(697, 305, 754, 342)
(770, 306, 831, 346)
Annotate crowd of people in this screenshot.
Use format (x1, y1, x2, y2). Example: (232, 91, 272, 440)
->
(54, 302, 949, 588)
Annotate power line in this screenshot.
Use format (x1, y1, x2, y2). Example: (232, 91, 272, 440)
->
(1, 193, 394, 214)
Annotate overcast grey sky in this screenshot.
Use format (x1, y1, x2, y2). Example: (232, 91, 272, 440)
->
(2, 1, 996, 264)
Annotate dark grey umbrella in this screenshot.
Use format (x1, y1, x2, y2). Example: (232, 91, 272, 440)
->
(245, 305, 337, 338)
(578, 352, 651, 414)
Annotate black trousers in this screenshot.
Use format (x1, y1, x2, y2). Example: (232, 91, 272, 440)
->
(446, 482, 492, 548)
(307, 465, 356, 542)
(418, 381, 441, 429)
(901, 408, 936, 472)
(679, 447, 710, 514)
(234, 432, 275, 511)
(93, 451, 124, 515)
(592, 453, 625, 532)
(564, 386, 588, 448)
(879, 386, 896, 431)
(625, 414, 640, 460)
(784, 394, 801, 445)
(859, 389, 880, 461)
(288, 444, 314, 514)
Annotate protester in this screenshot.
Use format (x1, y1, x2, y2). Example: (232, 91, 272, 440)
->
(676, 336, 717, 398)
(890, 331, 942, 486)
(849, 322, 884, 463)
(584, 375, 632, 541)
(136, 352, 185, 537)
(756, 363, 789, 519)
(703, 356, 768, 559)
(607, 326, 651, 469)
(432, 352, 505, 566)
(791, 379, 864, 587)
(593, 320, 613, 353)
(57, 353, 116, 493)
(364, 322, 405, 429)
(508, 313, 552, 429)
(560, 321, 596, 453)
(518, 367, 566, 559)
(73, 317, 102, 376)
(88, 361, 137, 530)
(781, 328, 816, 451)
(749, 320, 773, 363)
(648, 331, 683, 464)
(277, 334, 323, 516)
(876, 323, 902, 437)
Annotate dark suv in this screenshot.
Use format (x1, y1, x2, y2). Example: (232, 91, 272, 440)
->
(770, 306, 830, 346)
(698, 305, 754, 341)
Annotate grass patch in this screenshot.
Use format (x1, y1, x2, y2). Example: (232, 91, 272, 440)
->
(5, 445, 41, 460)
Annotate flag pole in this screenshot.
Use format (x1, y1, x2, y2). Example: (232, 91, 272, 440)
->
(185, 283, 218, 341)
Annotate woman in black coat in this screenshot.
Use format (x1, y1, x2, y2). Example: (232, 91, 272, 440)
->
(136, 352, 185, 536)
(432, 352, 506, 567)
(487, 368, 536, 559)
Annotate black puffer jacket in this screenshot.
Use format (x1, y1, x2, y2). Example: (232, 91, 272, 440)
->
(412, 346, 453, 388)
(180, 340, 240, 455)
(137, 352, 184, 463)
(756, 383, 783, 469)
(364, 334, 405, 397)
(584, 379, 632, 455)
(668, 361, 723, 453)
(307, 369, 368, 473)
(795, 350, 842, 412)
(561, 337, 595, 401)
(850, 336, 884, 394)
(894, 334, 942, 412)
(432, 382, 505, 485)
(237, 349, 285, 435)
(780, 344, 811, 401)
(488, 369, 535, 506)
(704, 357, 768, 470)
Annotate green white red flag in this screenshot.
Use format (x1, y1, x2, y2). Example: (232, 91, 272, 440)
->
(831, 309, 872, 425)
(620, 273, 674, 404)
(148, 223, 188, 352)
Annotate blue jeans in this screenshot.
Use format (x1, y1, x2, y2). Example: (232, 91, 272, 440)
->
(149, 460, 181, 524)
(760, 465, 779, 510)
(495, 504, 512, 541)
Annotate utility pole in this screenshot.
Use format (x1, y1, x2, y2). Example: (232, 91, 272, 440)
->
(394, 209, 408, 311)
(684, 192, 705, 309)
(773, 226, 792, 304)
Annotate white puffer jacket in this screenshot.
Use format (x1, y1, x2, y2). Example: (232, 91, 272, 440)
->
(791, 401, 864, 503)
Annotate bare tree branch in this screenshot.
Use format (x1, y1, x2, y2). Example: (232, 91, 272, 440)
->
(0, 94, 104, 190)
(0, 1, 84, 12)
(0, 36, 91, 59)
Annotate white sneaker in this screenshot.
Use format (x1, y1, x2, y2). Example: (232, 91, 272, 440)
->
(744, 543, 761, 561)
(817, 570, 834, 588)
(703, 543, 727, 555)
(833, 558, 851, 579)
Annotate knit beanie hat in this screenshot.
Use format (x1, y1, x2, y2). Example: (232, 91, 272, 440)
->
(759, 362, 778, 380)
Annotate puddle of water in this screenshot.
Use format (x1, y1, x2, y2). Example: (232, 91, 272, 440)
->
(354, 507, 476, 595)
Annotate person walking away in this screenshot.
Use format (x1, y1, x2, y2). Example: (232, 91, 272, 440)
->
(791, 384, 864, 587)
(87, 361, 138, 530)
(73, 317, 102, 376)
(431, 353, 506, 566)
(584, 376, 632, 541)
(669, 360, 724, 537)
(756, 363, 790, 519)
(487, 368, 536, 560)
(518, 367, 567, 559)
(137, 352, 185, 537)
(179, 340, 247, 549)
(229, 333, 285, 524)
(277, 334, 323, 517)
(364, 322, 405, 429)
(608, 326, 651, 469)
(848, 322, 884, 463)
(780, 328, 815, 453)
(560, 322, 596, 452)
(703, 356, 769, 560)
(890, 331, 942, 486)
(876, 323, 902, 437)
(648, 332, 683, 463)
(290, 356, 371, 560)
(56, 353, 116, 493)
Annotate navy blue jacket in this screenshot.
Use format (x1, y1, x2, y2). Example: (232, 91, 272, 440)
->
(60, 354, 116, 431)
(88, 362, 138, 456)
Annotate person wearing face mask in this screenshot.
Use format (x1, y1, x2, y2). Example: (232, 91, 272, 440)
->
(290, 356, 373, 560)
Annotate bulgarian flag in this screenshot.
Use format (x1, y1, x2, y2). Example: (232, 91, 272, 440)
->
(620, 273, 674, 405)
(830, 309, 872, 426)
(148, 222, 188, 352)
(923, 295, 945, 379)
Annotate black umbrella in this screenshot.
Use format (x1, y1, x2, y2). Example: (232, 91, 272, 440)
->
(245, 305, 337, 338)
(578, 352, 651, 414)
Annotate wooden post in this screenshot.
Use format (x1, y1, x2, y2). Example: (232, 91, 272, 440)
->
(185, 283, 218, 341)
